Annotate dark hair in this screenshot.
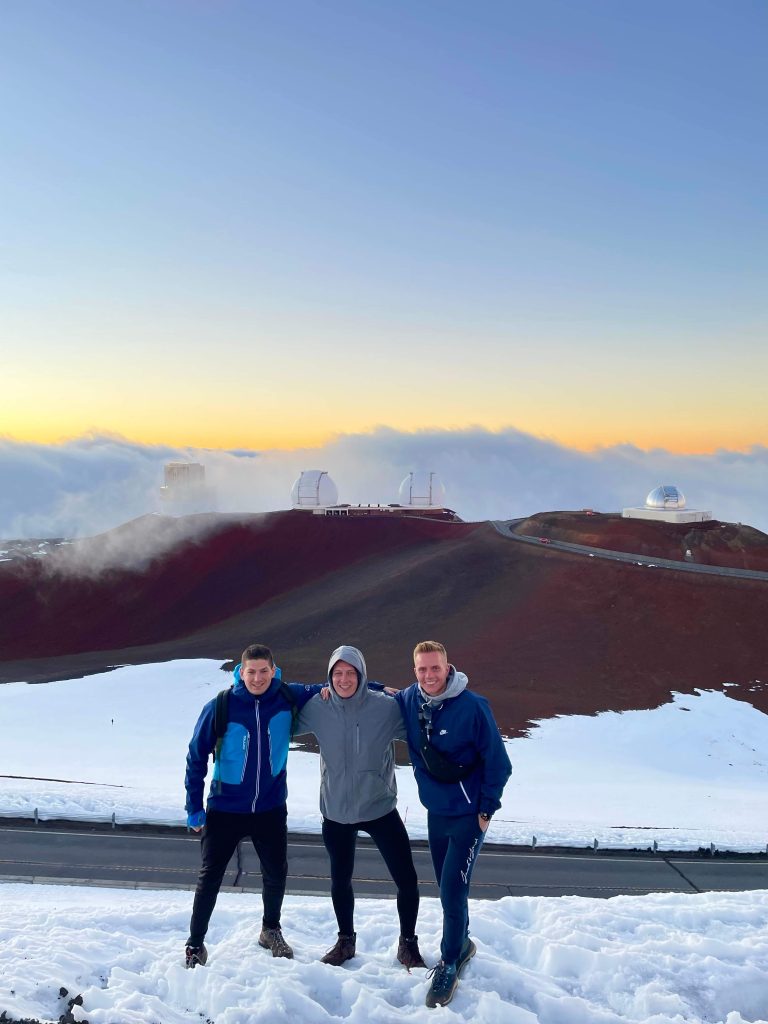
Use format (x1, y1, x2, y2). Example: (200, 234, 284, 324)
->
(241, 643, 274, 666)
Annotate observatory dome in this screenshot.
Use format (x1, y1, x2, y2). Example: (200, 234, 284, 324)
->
(398, 471, 446, 508)
(291, 470, 339, 509)
(646, 485, 686, 510)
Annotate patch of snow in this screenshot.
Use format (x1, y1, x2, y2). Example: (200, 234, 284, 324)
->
(1, 661, 767, 850)
(1, 884, 766, 1024)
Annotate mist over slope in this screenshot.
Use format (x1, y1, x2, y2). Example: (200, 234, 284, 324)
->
(1, 511, 765, 736)
(3, 429, 767, 538)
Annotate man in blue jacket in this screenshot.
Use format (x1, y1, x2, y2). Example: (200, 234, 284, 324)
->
(394, 640, 512, 1008)
(183, 642, 321, 968)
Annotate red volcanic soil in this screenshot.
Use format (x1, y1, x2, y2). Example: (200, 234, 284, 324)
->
(0, 512, 478, 659)
(516, 511, 768, 570)
(1, 511, 767, 736)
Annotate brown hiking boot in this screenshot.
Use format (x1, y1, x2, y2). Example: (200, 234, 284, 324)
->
(397, 934, 427, 969)
(185, 944, 208, 969)
(258, 925, 294, 959)
(321, 932, 356, 966)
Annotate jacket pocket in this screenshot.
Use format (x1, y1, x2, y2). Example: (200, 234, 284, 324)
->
(213, 723, 249, 785)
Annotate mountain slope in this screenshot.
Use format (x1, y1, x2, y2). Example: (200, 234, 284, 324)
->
(1, 511, 766, 735)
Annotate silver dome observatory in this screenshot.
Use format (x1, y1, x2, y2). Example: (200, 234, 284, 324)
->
(623, 484, 711, 523)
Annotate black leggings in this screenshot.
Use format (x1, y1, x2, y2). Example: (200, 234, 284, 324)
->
(321, 808, 419, 936)
(187, 805, 288, 946)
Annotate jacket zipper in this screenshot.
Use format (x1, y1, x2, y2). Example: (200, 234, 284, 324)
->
(459, 781, 471, 804)
(252, 701, 261, 811)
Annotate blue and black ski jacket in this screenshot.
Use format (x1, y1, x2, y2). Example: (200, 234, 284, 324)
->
(185, 665, 321, 820)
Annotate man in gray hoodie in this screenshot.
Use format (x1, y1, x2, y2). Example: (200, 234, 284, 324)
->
(295, 644, 426, 969)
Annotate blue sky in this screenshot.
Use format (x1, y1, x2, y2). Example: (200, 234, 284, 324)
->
(2, 0, 766, 452)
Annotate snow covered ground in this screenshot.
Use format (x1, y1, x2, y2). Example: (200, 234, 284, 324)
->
(1, 659, 767, 851)
(2, 660, 768, 1023)
(2, 883, 767, 1024)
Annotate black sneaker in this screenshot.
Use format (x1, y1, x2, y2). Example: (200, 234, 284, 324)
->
(397, 934, 427, 969)
(425, 959, 459, 1008)
(321, 932, 356, 966)
(185, 944, 208, 969)
(258, 926, 294, 959)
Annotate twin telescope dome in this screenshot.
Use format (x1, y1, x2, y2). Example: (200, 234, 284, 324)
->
(290, 470, 339, 509)
(291, 470, 446, 510)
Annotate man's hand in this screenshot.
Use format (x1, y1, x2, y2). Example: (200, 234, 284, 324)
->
(320, 686, 331, 701)
(187, 810, 206, 833)
(478, 814, 491, 833)
(383, 686, 399, 696)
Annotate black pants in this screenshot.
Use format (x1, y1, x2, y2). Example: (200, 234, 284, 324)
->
(321, 808, 419, 937)
(187, 805, 288, 947)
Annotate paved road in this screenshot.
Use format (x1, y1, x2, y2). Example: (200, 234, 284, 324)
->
(2, 821, 767, 899)
(491, 519, 768, 582)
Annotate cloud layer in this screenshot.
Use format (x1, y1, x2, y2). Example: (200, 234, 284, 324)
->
(1, 429, 767, 540)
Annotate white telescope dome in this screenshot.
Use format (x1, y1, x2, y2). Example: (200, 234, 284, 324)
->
(291, 470, 339, 508)
(398, 471, 446, 508)
(646, 485, 686, 510)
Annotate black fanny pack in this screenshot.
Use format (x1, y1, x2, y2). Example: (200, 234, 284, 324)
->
(418, 701, 478, 783)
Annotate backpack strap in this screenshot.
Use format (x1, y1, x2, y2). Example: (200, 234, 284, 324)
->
(417, 699, 478, 783)
(213, 687, 231, 762)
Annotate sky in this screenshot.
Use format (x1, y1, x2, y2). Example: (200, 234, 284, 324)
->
(2, 659, 767, 851)
(2, 0, 767, 459)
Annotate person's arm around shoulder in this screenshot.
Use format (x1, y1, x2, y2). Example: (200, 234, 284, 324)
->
(284, 681, 325, 709)
(293, 689, 325, 736)
(185, 701, 216, 832)
(385, 690, 408, 741)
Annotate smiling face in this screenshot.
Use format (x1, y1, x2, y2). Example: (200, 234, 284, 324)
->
(330, 659, 359, 699)
(240, 658, 276, 696)
(414, 650, 450, 697)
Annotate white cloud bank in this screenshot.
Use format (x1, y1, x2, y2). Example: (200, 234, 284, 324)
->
(1, 428, 767, 539)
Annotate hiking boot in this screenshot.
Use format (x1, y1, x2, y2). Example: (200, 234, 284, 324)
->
(185, 944, 208, 969)
(397, 934, 427, 969)
(457, 938, 476, 974)
(258, 926, 294, 959)
(425, 960, 458, 1008)
(321, 932, 356, 966)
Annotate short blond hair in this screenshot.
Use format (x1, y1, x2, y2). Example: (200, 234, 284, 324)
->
(413, 640, 447, 662)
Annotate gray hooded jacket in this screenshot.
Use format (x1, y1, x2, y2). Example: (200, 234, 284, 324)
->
(295, 645, 406, 824)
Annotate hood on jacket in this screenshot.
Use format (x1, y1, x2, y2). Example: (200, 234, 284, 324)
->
(418, 665, 468, 706)
(327, 645, 368, 703)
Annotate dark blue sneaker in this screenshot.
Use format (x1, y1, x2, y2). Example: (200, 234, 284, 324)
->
(457, 938, 476, 974)
(425, 960, 458, 1007)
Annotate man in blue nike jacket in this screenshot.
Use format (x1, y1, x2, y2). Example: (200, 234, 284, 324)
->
(394, 640, 512, 1008)
(183, 642, 321, 968)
